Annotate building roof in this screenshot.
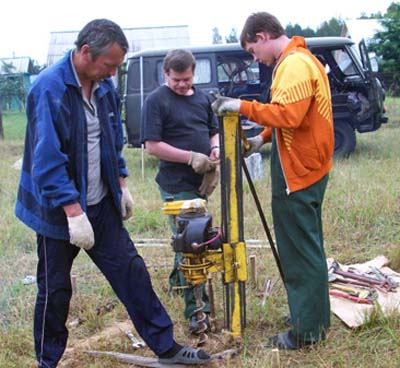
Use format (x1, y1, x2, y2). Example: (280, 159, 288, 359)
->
(0, 56, 33, 74)
(47, 25, 190, 66)
(341, 19, 384, 46)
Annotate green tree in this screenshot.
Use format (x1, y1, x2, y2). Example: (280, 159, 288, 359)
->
(285, 23, 302, 37)
(315, 17, 344, 36)
(302, 27, 317, 37)
(0, 62, 12, 139)
(0, 61, 25, 111)
(369, 2, 400, 95)
(212, 27, 222, 44)
(285, 23, 316, 37)
(359, 11, 384, 19)
(31, 60, 46, 74)
(225, 28, 238, 43)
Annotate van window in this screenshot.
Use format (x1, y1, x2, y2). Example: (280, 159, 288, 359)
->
(156, 58, 212, 85)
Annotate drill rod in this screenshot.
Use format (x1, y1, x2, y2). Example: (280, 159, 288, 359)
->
(241, 155, 285, 283)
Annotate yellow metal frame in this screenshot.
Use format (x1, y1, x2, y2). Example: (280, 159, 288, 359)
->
(220, 113, 247, 337)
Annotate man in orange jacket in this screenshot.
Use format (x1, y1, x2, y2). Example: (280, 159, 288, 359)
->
(212, 12, 334, 349)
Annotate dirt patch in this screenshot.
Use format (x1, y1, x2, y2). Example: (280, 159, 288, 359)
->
(59, 319, 240, 367)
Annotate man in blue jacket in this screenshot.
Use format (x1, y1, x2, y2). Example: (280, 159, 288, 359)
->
(15, 19, 210, 367)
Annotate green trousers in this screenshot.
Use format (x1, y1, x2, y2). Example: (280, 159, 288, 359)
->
(159, 188, 210, 319)
(271, 134, 330, 343)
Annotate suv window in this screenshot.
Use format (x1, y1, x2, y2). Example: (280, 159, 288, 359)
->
(216, 55, 265, 100)
(125, 38, 387, 156)
(217, 58, 258, 83)
(331, 48, 358, 76)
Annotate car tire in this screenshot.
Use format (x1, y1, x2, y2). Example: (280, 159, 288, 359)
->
(334, 121, 356, 157)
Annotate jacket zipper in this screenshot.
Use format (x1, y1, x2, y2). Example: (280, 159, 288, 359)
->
(272, 51, 299, 196)
(275, 128, 291, 195)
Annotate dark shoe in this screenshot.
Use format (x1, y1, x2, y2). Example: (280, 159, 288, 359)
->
(267, 331, 299, 350)
(265, 331, 318, 350)
(158, 345, 211, 365)
(188, 314, 209, 334)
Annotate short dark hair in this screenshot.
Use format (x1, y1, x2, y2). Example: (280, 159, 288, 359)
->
(240, 12, 285, 48)
(163, 49, 196, 73)
(75, 19, 129, 60)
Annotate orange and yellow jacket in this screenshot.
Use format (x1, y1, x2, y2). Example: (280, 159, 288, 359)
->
(240, 36, 334, 194)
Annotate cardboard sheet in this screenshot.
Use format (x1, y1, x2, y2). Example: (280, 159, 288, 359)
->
(327, 256, 400, 328)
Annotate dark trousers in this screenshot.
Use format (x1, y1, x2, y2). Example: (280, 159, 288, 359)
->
(271, 174, 330, 343)
(34, 195, 174, 367)
(159, 188, 210, 319)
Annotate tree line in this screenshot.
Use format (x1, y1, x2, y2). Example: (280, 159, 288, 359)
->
(212, 17, 345, 44)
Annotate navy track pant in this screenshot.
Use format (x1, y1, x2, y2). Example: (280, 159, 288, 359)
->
(34, 195, 174, 367)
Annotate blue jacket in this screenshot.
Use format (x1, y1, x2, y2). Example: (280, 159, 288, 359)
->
(15, 50, 128, 240)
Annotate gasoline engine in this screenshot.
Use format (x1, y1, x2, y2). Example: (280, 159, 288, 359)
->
(172, 200, 222, 255)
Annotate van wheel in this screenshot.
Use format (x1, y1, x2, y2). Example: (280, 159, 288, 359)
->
(334, 121, 356, 157)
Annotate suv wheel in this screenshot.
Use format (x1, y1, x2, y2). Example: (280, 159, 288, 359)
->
(334, 121, 356, 157)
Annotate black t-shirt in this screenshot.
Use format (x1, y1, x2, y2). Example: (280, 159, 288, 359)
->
(141, 85, 218, 193)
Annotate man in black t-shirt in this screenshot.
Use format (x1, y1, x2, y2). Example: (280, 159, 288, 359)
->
(141, 49, 219, 334)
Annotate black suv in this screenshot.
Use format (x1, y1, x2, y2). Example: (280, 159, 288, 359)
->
(124, 37, 387, 156)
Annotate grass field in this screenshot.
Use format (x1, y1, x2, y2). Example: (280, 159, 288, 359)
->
(0, 99, 399, 367)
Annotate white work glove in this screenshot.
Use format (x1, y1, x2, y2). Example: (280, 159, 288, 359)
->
(211, 96, 241, 114)
(121, 186, 134, 220)
(199, 164, 220, 196)
(67, 213, 95, 250)
(188, 151, 217, 174)
(244, 135, 264, 157)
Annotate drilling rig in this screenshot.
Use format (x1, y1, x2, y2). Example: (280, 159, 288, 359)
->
(162, 113, 248, 341)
